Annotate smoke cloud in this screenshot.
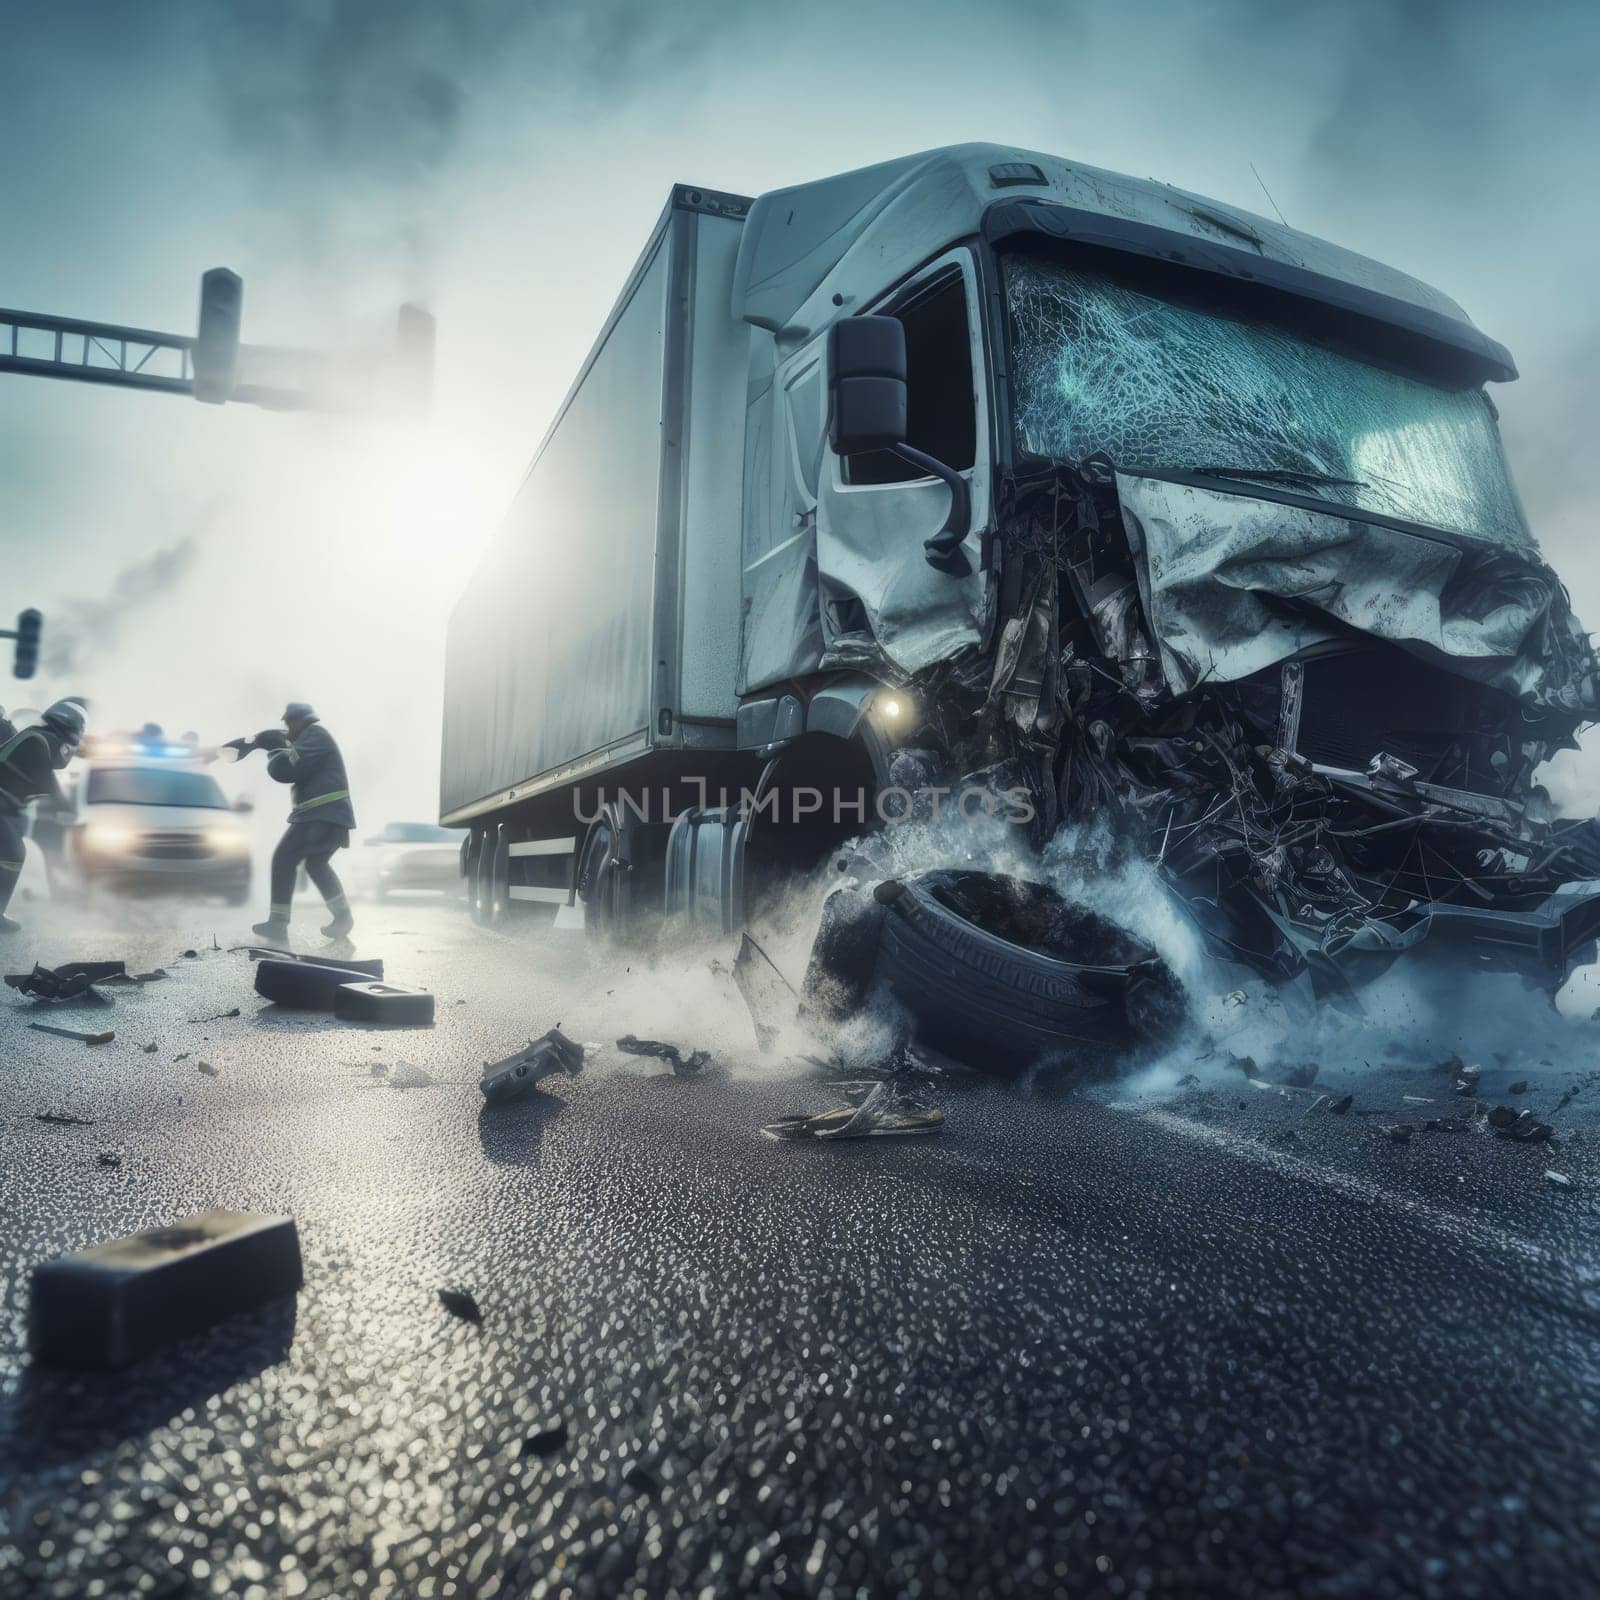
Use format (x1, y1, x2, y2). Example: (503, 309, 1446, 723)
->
(42, 537, 200, 680)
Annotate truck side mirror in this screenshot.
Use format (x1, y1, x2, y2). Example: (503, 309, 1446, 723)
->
(828, 316, 907, 455)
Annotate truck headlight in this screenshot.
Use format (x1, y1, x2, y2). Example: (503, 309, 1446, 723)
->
(206, 826, 250, 856)
(86, 824, 136, 855)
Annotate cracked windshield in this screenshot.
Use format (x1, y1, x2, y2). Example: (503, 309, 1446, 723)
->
(1004, 253, 1533, 548)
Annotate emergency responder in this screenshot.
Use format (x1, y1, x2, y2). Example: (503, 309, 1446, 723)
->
(250, 701, 357, 943)
(0, 699, 87, 933)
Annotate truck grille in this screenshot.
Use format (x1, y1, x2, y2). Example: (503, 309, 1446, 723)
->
(135, 831, 209, 860)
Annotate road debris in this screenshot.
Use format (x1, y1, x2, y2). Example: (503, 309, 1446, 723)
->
(142, 1042, 157, 1054)
(28, 1022, 114, 1046)
(190, 1007, 242, 1023)
(197, 1060, 218, 1077)
(1281, 1062, 1320, 1089)
(182, 949, 198, 960)
(1488, 1106, 1554, 1142)
(733, 932, 797, 1053)
(28, 1209, 302, 1370)
(97, 1151, 121, 1168)
(1226, 1053, 1260, 1081)
(521, 1422, 568, 1459)
(622, 1460, 660, 1493)
(334, 981, 434, 1026)
(1329, 1094, 1353, 1114)
(1509, 1080, 1529, 1094)
(1545, 1170, 1573, 1189)
(617, 1034, 712, 1077)
(481, 1028, 584, 1105)
(438, 1287, 481, 1324)
(6, 961, 124, 1004)
(35, 1111, 95, 1127)
(762, 1079, 944, 1141)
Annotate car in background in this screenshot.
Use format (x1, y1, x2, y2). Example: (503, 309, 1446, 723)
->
(69, 759, 252, 903)
(351, 822, 467, 901)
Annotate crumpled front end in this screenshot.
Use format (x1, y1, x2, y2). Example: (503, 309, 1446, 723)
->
(898, 455, 1600, 996)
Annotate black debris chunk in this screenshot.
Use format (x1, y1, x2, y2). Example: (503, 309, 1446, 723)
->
(1381, 1124, 1411, 1143)
(7, 961, 123, 1004)
(36, 1111, 95, 1127)
(622, 1460, 660, 1493)
(197, 1061, 218, 1077)
(334, 981, 435, 1027)
(617, 1035, 712, 1077)
(190, 1008, 242, 1024)
(142, 1042, 157, 1054)
(1453, 1064, 1482, 1097)
(521, 1422, 569, 1459)
(762, 1078, 944, 1141)
(1328, 1094, 1353, 1115)
(182, 950, 198, 959)
(1281, 1062, 1320, 1089)
(1488, 1105, 1554, 1142)
(438, 1287, 482, 1324)
(1225, 1053, 1259, 1081)
(1175, 1072, 1201, 1089)
(28, 1210, 302, 1370)
(481, 1028, 585, 1105)
(97, 1152, 121, 1169)
(1509, 1080, 1529, 1095)
(1432, 1054, 1467, 1077)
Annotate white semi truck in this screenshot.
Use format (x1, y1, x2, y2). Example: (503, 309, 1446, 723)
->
(441, 144, 1600, 998)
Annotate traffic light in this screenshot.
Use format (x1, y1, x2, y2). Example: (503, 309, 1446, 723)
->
(12, 609, 40, 679)
(193, 268, 243, 404)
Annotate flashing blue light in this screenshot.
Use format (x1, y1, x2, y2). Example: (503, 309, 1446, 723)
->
(137, 742, 192, 760)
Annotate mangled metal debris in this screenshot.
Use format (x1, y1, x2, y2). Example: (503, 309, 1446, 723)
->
(7, 961, 125, 1004)
(616, 1034, 712, 1077)
(762, 1079, 944, 1141)
(732, 932, 797, 1053)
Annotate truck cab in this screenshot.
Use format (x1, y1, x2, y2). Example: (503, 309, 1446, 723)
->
(444, 145, 1599, 991)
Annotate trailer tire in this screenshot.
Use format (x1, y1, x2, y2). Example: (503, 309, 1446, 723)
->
(468, 830, 492, 925)
(870, 870, 1184, 1074)
(576, 818, 620, 942)
(486, 824, 512, 926)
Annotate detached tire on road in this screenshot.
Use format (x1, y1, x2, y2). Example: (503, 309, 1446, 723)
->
(870, 870, 1184, 1074)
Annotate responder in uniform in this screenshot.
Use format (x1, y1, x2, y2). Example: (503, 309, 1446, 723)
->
(251, 701, 357, 943)
(0, 699, 87, 933)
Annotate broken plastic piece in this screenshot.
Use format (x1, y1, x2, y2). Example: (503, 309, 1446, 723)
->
(616, 1034, 711, 1076)
(256, 958, 378, 1010)
(334, 981, 435, 1026)
(7, 961, 123, 1004)
(28, 1209, 302, 1370)
(1545, 1170, 1572, 1188)
(480, 1028, 585, 1105)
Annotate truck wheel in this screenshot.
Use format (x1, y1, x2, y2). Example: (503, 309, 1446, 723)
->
(486, 824, 512, 926)
(867, 870, 1184, 1075)
(468, 830, 492, 925)
(576, 818, 620, 941)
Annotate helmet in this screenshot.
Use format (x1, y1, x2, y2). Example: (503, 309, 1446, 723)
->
(42, 698, 87, 744)
(282, 701, 317, 724)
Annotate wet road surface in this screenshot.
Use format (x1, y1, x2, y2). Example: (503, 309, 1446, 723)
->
(2, 895, 1599, 1599)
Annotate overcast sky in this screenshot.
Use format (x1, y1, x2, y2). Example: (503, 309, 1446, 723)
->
(3, 0, 1598, 822)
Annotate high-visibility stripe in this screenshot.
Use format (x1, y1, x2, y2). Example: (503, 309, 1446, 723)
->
(0, 860, 23, 873)
(324, 893, 350, 912)
(269, 903, 292, 918)
(294, 789, 349, 813)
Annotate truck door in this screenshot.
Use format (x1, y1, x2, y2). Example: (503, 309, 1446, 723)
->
(812, 249, 993, 677)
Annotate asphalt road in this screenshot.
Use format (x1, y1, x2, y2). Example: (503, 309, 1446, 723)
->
(1, 890, 1599, 1600)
